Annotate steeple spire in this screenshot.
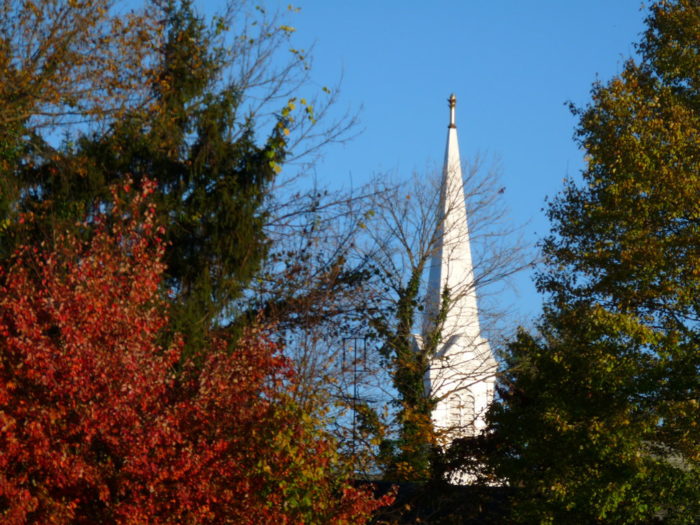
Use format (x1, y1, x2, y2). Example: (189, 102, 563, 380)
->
(424, 94, 478, 341)
(423, 94, 496, 441)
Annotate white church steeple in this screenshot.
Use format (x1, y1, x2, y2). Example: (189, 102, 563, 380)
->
(424, 94, 497, 440)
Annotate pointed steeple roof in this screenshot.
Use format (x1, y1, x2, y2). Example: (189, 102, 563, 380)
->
(424, 94, 481, 343)
(423, 94, 496, 442)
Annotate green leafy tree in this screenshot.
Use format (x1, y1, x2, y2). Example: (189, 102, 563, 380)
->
(1, 0, 347, 355)
(488, 1, 700, 522)
(78, 0, 290, 352)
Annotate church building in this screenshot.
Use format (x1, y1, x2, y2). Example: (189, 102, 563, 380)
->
(423, 94, 497, 440)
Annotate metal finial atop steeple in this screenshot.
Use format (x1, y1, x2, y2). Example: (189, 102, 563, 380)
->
(448, 93, 457, 128)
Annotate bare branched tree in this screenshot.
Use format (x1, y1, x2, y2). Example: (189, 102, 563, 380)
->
(346, 157, 533, 479)
(213, 1, 359, 166)
(0, 0, 160, 133)
(248, 156, 532, 480)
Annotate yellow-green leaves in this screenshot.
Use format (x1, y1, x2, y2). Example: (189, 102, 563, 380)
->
(491, 2, 700, 522)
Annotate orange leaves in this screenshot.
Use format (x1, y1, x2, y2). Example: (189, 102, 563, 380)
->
(0, 0, 161, 134)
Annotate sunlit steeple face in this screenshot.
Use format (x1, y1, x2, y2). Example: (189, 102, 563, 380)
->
(423, 94, 496, 441)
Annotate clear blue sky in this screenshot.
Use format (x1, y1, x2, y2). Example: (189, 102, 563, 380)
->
(272, 1, 649, 323)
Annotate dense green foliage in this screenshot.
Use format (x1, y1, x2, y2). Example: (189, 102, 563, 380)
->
(1, 0, 289, 355)
(488, 1, 700, 522)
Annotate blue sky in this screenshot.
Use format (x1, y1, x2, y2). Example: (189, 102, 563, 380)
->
(273, 1, 650, 323)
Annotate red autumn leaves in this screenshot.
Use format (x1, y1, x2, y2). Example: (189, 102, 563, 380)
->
(0, 182, 390, 524)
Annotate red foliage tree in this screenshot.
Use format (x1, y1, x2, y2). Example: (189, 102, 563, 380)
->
(0, 182, 391, 524)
